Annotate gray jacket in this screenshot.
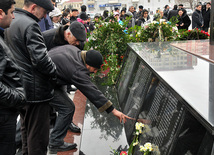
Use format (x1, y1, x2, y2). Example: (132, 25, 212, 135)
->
(48, 45, 114, 113)
(192, 9, 204, 29)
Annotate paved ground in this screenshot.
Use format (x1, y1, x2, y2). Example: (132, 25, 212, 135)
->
(16, 90, 87, 155)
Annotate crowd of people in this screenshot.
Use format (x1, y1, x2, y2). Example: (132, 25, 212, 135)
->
(0, 0, 212, 155)
(39, 1, 211, 37)
(48, 2, 211, 33)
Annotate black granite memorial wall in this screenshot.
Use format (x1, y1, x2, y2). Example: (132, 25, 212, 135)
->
(80, 42, 214, 155)
(115, 42, 214, 155)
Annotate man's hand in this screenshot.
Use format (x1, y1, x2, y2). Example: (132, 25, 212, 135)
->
(111, 108, 135, 123)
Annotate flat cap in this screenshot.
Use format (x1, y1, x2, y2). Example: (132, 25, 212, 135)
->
(69, 21, 86, 42)
(29, 0, 54, 11)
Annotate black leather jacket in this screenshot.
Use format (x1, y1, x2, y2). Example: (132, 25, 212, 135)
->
(0, 29, 25, 111)
(5, 8, 56, 103)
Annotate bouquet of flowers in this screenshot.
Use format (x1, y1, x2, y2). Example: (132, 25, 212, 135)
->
(177, 28, 210, 40)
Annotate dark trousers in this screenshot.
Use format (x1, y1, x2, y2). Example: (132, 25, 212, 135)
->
(20, 102, 50, 155)
(49, 87, 75, 146)
(0, 110, 18, 155)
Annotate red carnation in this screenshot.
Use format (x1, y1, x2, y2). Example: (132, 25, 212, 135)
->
(120, 151, 127, 155)
(188, 30, 191, 32)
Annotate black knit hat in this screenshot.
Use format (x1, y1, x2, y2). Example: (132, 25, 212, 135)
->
(86, 50, 103, 69)
(69, 21, 86, 42)
(29, 0, 54, 11)
(139, 5, 143, 9)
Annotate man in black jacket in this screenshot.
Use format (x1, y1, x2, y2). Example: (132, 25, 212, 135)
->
(192, 5, 204, 29)
(70, 9, 78, 23)
(0, 0, 26, 154)
(4, 0, 57, 154)
(48, 46, 133, 153)
(202, 2, 211, 32)
(42, 22, 86, 151)
(168, 5, 178, 21)
(43, 21, 86, 51)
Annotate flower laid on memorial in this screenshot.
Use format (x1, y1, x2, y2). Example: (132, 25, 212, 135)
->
(177, 28, 210, 40)
(139, 143, 152, 154)
(120, 151, 128, 155)
(127, 122, 160, 155)
(128, 20, 178, 43)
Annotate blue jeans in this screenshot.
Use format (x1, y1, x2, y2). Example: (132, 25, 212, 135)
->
(49, 86, 75, 146)
(0, 109, 18, 155)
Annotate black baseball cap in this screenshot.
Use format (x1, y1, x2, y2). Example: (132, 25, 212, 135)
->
(69, 21, 86, 42)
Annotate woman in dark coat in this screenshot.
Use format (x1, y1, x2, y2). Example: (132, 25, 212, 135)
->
(137, 9, 150, 26)
(176, 9, 191, 30)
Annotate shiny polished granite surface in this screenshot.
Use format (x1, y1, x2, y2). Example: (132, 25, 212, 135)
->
(128, 42, 214, 129)
(171, 40, 214, 63)
(80, 81, 129, 155)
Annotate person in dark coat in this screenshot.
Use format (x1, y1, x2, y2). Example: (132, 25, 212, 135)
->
(202, 2, 211, 32)
(48, 46, 133, 153)
(78, 5, 86, 18)
(120, 9, 126, 20)
(178, 4, 187, 16)
(136, 5, 143, 19)
(102, 10, 109, 21)
(176, 9, 191, 30)
(70, 9, 78, 23)
(168, 5, 178, 21)
(192, 5, 204, 29)
(4, 0, 57, 154)
(43, 22, 87, 153)
(163, 5, 169, 18)
(137, 9, 150, 26)
(61, 11, 70, 25)
(0, 0, 26, 154)
(43, 22, 86, 51)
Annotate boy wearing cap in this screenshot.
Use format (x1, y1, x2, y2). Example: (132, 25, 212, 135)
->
(5, 0, 57, 154)
(48, 45, 133, 153)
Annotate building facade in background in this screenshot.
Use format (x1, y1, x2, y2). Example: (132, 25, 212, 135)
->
(82, 0, 175, 14)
